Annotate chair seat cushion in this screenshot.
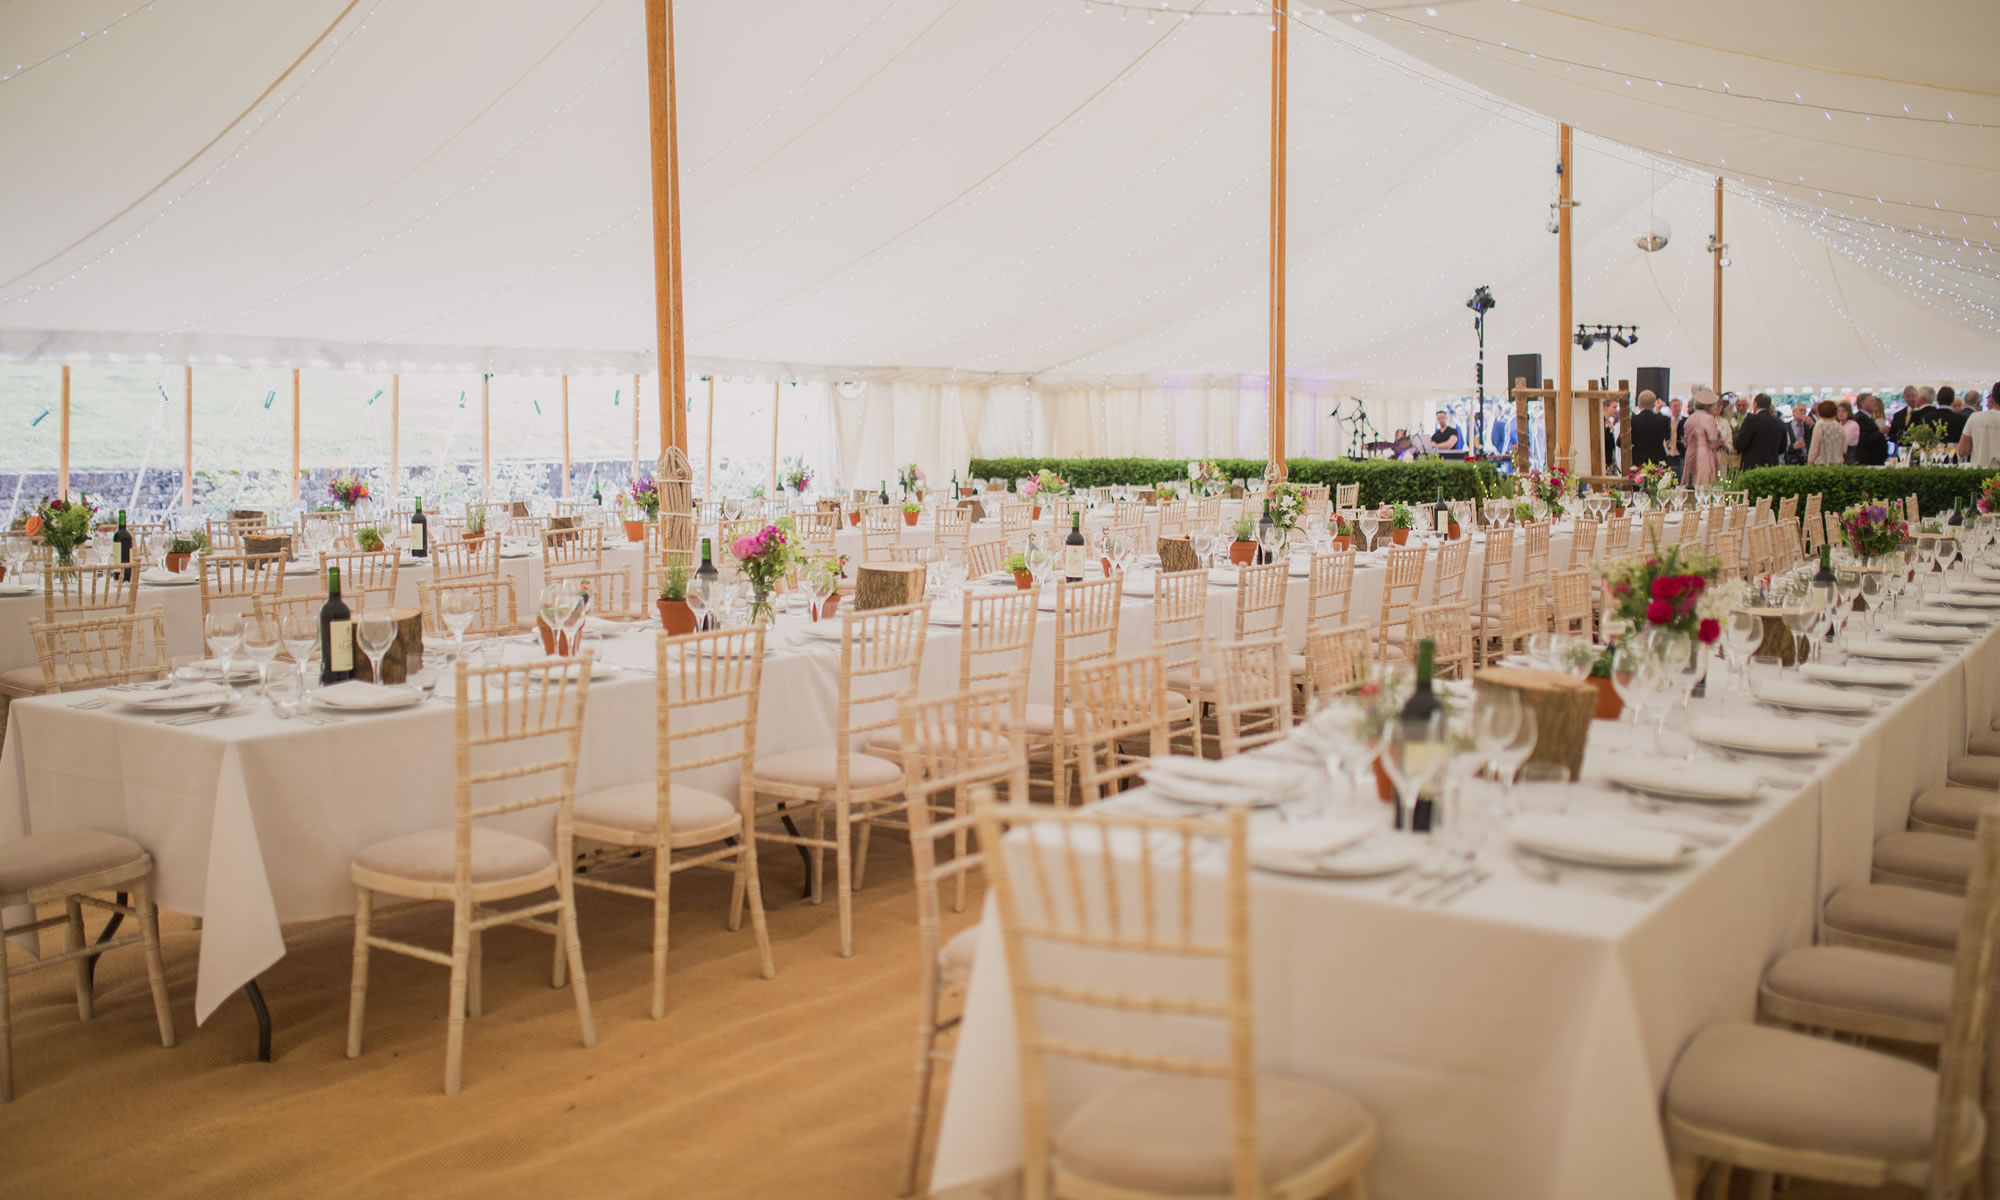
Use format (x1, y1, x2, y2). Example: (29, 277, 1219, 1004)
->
(1910, 786, 1999, 833)
(1164, 666, 1210, 696)
(0, 829, 149, 896)
(1947, 755, 2000, 788)
(1968, 730, 2000, 756)
(865, 726, 1015, 759)
(1162, 690, 1195, 718)
(1055, 1073, 1373, 1196)
(351, 827, 553, 885)
(1665, 1024, 1951, 1164)
(575, 781, 739, 840)
(1823, 884, 1963, 954)
(1021, 703, 1086, 736)
(0, 665, 47, 695)
(1873, 831, 1972, 890)
(1762, 946, 1953, 1032)
(940, 925, 978, 984)
(749, 747, 901, 791)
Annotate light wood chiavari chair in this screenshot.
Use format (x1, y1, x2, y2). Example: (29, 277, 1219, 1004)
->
(547, 565, 640, 618)
(1432, 536, 1471, 605)
(1047, 497, 1086, 532)
(999, 502, 1032, 539)
(860, 506, 903, 561)
(27, 606, 170, 693)
(1752, 495, 1772, 525)
(1802, 494, 1824, 548)
(1233, 560, 1289, 641)
(1305, 549, 1356, 633)
(319, 549, 400, 611)
(1904, 494, 1919, 524)
(1335, 482, 1360, 509)
(963, 538, 1007, 581)
(1156, 498, 1186, 538)
(1213, 637, 1291, 755)
(1603, 512, 1632, 556)
(39, 564, 140, 624)
(973, 797, 1378, 1199)
(542, 523, 605, 572)
(1522, 520, 1552, 578)
(572, 627, 776, 1019)
(1150, 569, 1208, 755)
(1775, 521, 1803, 571)
(1549, 568, 1592, 636)
(1038, 577, 1123, 808)
(1473, 526, 1514, 628)
(1715, 528, 1746, 580)
(929, 505, 971, 551)
(1376, 545, 1426, 662)
(1112, 500, 1147, 529)
(1568, 516, 1599, 567)
(792, 510, 840, 553)
(1073, 653, 1172, 803)
(417, 578, 521, 639)
(1744, 523, 1773, 579)
(1192, 496, 1222, 530)
(253, 593, 321, 662)
(197, 552, 283, 623)
(1777, 494, 1798, 524)
(1640, 512, 1666, 551)
(346, 653, 598, 1094)
(1409, 603, 1473, 680)
(747, 603, 928, 958)
(430, 536, 500, 582)
(1303, 623, 1371, 698)
(1490, 582, 1543, 662)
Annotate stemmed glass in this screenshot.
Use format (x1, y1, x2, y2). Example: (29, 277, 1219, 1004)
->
(1378, 711, 1447, 833)
(1721, 610, 1762, 693)
(1257, 521, 1284, 566)
(1488, 706, 1540, 813)
(441, 589, 477, 660)
(1472, 689, 1522, 782)
(242, 614, 282, 696)
(1356, 513, 1379, 553)
(1309, 694, 1387, 824)
(281, 611, 318, 675)
(1188, 528, 1213, 570)
(204, 612, 244, 682)
(803, 573, 829, 622)
(355, 611, 397, 686)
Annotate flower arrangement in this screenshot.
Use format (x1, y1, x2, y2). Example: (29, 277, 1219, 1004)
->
(1978, 476, 2000, 515)
(1628, 462, 1674, 505)
(1904, 421, 1944, 460)
(1266, 480, 1306, 533)
(1602, 542, 1725, 645)
(1155, 482, 1178, 501)
(628, 474, 661, 521)
(1186, 460, 1223, 496)
(329, 474, 371, 509)
(1027, 468, 1069, 500)
(783, 464, 813, 493)
(1526, 465, 1574, 518)
(897, 463, 925, 495)
(730, 524, 794, 624)
(26, 495, 96, 565)
(801, 552, 845, 593)
(1839, 503, 1909, 560)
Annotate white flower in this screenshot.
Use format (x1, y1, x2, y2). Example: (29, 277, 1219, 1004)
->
(1188, 460, 1201, 480)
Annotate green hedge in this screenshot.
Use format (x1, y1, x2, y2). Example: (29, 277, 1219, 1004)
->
(967, 457, 1505, 507)
(1734, 466, 2000, 517)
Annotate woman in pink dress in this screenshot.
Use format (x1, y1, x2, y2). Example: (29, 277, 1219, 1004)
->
(1683, 388, 1723, 485)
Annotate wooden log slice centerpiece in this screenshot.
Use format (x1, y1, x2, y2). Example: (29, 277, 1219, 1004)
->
(1473, 665, 1598, 780)
(350, 607, 425, 685)
(856, 563, 926, 611)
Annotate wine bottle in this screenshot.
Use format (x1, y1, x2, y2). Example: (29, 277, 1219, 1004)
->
(320, 566, 354, 685)
(1399, 638, 1444, 832)
(1434, 486, 1451, 537)
(1063, 512, 1086, 581)
(593, 480, 602, 506)
(1810, 543, 1838, 636)
(951, 469, 959, 497)
(1257, 500, 1274, 565)
(410, 496, 427, 558)
(879, 479, 890, 506)
(112, 509, 133, 582)
(695, 536, 719, 629)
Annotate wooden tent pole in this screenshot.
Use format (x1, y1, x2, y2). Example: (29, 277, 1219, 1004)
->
(644, 0, 688, 456)
(58, 365, 70, 499)
(1712, 176, 1724, 395)
(703, 376, 715, 500)
(290, 368, 301, 501)
(480, 374, 491, 503)
(1266, 3, 1289, 479)
(388, 374, 400, 499)
(1558, 123, 1575, 475)
(561, 375, 571, 497)
(182, 365, 194, 508)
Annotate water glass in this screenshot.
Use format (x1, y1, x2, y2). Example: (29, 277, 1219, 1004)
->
(204, 612, 244, 678)
(242, 614, 282, 694)
(1515, 763, 1572, 813)
(265, 663, 304, 719)
(1746, 654, 1783, 697)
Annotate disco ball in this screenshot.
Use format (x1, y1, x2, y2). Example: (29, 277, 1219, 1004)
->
(1633, 216, 1672, 252)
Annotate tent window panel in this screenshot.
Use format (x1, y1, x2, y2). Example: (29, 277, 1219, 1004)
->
(486, 375, 565, 501)
(190, 366, 300, 517)
(300, 371, 393, 508)
(707, 378, 776, 498)
(64, 365, 182, 518)
(394, 372, 485, 509)
(565, 376, 629, 498)
(1, 367, 62, 523)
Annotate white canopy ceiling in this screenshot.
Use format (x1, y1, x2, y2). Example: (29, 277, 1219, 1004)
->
(0, 0, 1993, 390)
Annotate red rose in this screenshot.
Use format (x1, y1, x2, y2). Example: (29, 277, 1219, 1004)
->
(1646, 599, 1672, 624)
(1650, 576, 1682, 601)
(1684, 575, 1706, 593)
(1698, 618, 1720, 644)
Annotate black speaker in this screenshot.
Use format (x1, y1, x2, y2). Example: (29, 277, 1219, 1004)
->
(1505, 353, 1544, 393)
(1635, 366, 1671, 402)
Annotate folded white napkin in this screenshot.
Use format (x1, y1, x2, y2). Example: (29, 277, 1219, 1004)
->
(139, 567, 195, 586)
(1881, 622, 1972, 643)
(1910, 608, 1989, 627)
(1949, 578, 2000, 595)
(1144, 755, 1303, 804)
(1506, 814, 1689, 867)
(1844, 639, 1943, 662)
(120, 682, 231, 709)
(1248, 818, 1376, 865)
(1935, 592, 2000, 609)
(1206, 568, 1241, 587)
(1800, 661, 1916, 687)
(1690, 716, 1819, 755)
(1751, 680, 1875, 714)
(1603, 759, 1762, 802)
(315, 681, 418, 709)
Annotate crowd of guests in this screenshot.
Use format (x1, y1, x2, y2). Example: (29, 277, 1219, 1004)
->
(1605, 381, 2000, 485)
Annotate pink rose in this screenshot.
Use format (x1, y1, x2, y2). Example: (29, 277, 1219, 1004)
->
(731, 535, 757, 560)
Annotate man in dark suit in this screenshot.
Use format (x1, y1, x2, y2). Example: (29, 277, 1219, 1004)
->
(1888, 385, 1923, 446)
(1629, 390, 1672, 467)
(1734, 393, 1789, 469)
(1785, 402, 1812, 465)
(1941, 385, 1970, 443)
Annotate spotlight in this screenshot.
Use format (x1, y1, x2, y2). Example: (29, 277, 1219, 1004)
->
(1574, 330, 1596, 351)
(1465, 285, 1497, 314)
(1546, 203, 1560, 235)
(1612, 328, 1638, 348)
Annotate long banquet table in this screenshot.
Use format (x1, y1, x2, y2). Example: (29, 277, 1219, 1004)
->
(928, 595, 2000, 1199)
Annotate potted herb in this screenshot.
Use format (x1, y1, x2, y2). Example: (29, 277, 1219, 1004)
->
(165, 529, 210, 574)
(463, 504, 488, 544)
(657, 562, 697, 634)
(1330, 517, 1352, 552)
(1228, 513, 1258, 566)
(901, 499, 922, 528)
(847, 504, 862, 526)
(1388, 503, 1415, 546)
(1003, 551, 1033, 590)
(820, 553, 850, 617)
(1512, 501, 1537, 525)
(356, 526, 385, 553)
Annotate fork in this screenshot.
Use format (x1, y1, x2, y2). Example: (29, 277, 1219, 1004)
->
(163, 702, 235, 727)
(68, 697, 107, 710)
(1626, 795, 1751, 826)
(1512, 849, 1663, 900)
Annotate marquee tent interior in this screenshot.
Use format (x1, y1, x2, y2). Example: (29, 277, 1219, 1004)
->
(1, 0, 1995, 486)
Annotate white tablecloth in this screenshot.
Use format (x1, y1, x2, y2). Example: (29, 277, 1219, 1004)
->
(928, 612, 2000, 1199)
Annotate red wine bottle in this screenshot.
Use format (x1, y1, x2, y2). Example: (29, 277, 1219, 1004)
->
(320, 566, 354, 685)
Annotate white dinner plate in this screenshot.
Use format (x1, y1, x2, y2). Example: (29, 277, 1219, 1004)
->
(1799, 661, 1916, 688)
(1748, 681, 1878, 715)
(528, 659, 621, 680)
(283, 561, 319, 577)
(1947, 579, 2000, 595)
(312, 683, 426, 712)
(1604, 759, 1764, 804)
(800, 620, 873, 643)
(1880, 622, 1972, 643)
(116, 683, 233, 712)
(1251, 838, 1423, 879)
(173, 660, 260, 686)
(1689, 716, 1821, 756)
(1909, 608, 1989, 627)
(1844, 640, 1944, 662)
(1506, 815, 1696, 870)
(138, 568, 198, 587)
(0, 583, 33, 596)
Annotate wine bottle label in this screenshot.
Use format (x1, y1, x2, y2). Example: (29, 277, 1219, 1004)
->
(413, 524, 425, 552)
(1064, 544, 1084, 577)
(329, 621, 353, 671)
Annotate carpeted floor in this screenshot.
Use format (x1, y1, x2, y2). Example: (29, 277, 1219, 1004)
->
(0, 840, 1929, 1200)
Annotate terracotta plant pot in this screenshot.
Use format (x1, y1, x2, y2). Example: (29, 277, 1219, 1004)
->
(1012, 569, 1034, 590)
(1031, 505, 1042, 521)
(535, 617, 574, 656)
(1228, 540, 1256, 566)
(1372, 758, 1396, 803)
(848, 511, 861, 526)
(463, 532, 485, 544)
(1447, 522, 1462, 540)
(1390, 528, 1410, 546)
(657, 598, 697, 635)
(959, 487, 976, 499)
(821, 591, 842, 619)
(903, 510, 920, 527)
(165, 552, 189, 574)
(1587, 675, 1624, 721)
(624, 519, 647, 543)
(1331, 536, 1351, 552)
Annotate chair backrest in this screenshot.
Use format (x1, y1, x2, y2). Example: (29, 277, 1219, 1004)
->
(1432, 536, 1471, 605)
(974, 797, 1264, 1196)
(320, 549, 400, 610)
(1549, 568, 1592, 634)
(542, 523, 605, 571)
(1640, 512, 1666, 551)
(964, 538, 1006, 581)
(1303, 622, 1371, 697)
(1049, 497, 1087, 531)
(1777, 494, 1798, 523)
(930, 506, 970, 547)
(1150, 569, 1208, 684)
(960, 587, 1038, 690)
(1522, 521, 1552, 575)
(833, 603, 930, 783)
(1156, 499, 1186, 538)
(1052, 576, 1124, 735)
(1477, 526, 1514, 609)
(1775, 521, 1803, 569)
(1377, 545, 1426, 656)
(1233, 560, 1288, 640)
(1498, 582, 1543, 654)
(1715, 527, 1746, 579)
(657, 624, 766, 832)
(1112, 500, 1147, 529)
(1072, 653, 1170, 801)
(41, 564, 141, 622)
(1753, 495, 1772, 525)
(1927, 810, 2000, 1193)
(198, 552, 285, 621)
(860, 506, 903, 559)
(1334, 482, 1360, 508)
(29, 606, 169, 692)
(1409, 604, 1473, 680)
(1213, 636, 1290, 756)
(897, 685, 1029, 930)
(1192, 496, 1222, 530)
(1603, 512, 1631, 556)
(430, 536, 500, 582)
(1306, 549, 1356, 632)
(418, 577, 520, 639)
(252, 593, 323, 659)
(447, 653, 594, 889)
(546, 565, 638, 619)
(999, 502, 1032, 538)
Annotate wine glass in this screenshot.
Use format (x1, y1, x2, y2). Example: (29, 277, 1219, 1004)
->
(265, 662, 304, 719)
(1188, 527, 1213, 569)
(1610, 638, 1651, 727)
(355, 611, 397, 685)
(1472, 689, 1522, 781)
(204, 612, 244, 682)
(1310, 694, 1387, 823)
(242, 614, 282, 695)
(1721, 610, 1763, 693)
(1780, 604, 1819, 669)
(1378, 710, 1447, 833)
(1356, 513, 1379, 552)
(1489, 705, 1539, 813)
(441, 588, 477, 659)
(803, 573, 829, 622)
